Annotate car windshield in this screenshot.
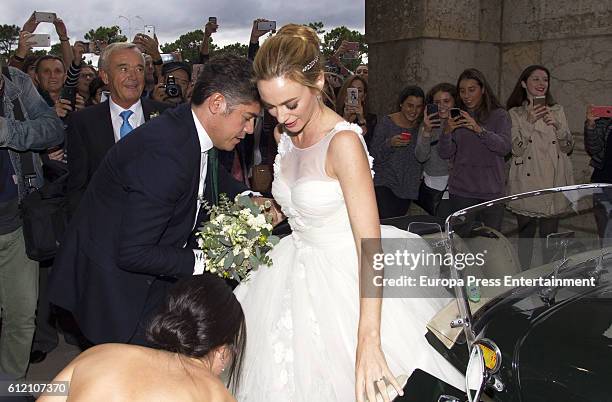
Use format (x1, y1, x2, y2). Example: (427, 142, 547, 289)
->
(446, 184, 612, 328)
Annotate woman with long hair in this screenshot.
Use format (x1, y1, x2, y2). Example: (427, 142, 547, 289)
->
(506, 65, 574, 268)
(438, 68, 512, 231)
(233, 24, 463, 402)
(415, 82, 457, 218)
(38, 274, 246, 402)
(335, 74, 376, 143)
(369, 85, 425, 218)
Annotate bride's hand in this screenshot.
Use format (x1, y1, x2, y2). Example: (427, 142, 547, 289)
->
(355, 333, 404, 402)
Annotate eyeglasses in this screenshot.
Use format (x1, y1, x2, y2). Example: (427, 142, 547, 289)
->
(80, 73, 95, 79)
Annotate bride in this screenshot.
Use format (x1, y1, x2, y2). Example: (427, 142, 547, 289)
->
(234, 24, 464, 401)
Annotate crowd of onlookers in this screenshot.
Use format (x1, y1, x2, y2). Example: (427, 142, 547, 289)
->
(0, 10, 611, 389)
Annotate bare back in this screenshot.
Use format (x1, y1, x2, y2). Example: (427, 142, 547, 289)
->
(38, 344, 235, 402)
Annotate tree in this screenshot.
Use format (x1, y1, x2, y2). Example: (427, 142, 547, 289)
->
(304, 22, 367, 72)
(161, 30, 204, 63)
(307, 21, 325, 35)
(49, 43, 62, 57)
(0, 24, 20, 62)
(321, 26, 367, 72)
(211, 42, 248, 58)
(84, 26, 127, 44)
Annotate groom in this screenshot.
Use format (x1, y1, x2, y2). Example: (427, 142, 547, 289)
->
(48, 55, 261, 345)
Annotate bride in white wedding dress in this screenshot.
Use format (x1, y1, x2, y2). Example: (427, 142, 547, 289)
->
(233, 24, 464, 402)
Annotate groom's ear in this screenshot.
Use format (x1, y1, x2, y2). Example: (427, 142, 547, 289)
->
(207, 92, 227, 115)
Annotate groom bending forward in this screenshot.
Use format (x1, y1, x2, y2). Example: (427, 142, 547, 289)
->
(49, 55, 261, 345)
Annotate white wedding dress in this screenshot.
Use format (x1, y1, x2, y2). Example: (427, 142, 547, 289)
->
(234, 122, 464, 401)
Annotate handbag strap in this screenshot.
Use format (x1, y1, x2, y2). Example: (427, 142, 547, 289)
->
(2, 66, 36, 180)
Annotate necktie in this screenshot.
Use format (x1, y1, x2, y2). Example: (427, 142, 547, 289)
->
(119, 110, 134, 138)
(208, 147, 219, 205)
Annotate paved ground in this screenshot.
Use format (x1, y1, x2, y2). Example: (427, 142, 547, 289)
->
(26, 337, 80, 383)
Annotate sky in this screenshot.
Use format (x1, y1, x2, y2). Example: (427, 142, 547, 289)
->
(2, 0, 365, 50)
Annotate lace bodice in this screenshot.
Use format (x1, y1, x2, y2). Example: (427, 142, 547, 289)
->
(271, 121, 372, 243)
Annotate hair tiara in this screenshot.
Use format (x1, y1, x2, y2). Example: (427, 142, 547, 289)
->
(302, 55, 319, 72)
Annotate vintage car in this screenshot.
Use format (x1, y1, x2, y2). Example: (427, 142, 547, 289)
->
(379, 184, 612, 402)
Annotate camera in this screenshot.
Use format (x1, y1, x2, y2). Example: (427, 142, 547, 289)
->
(165, 75, 182, 98)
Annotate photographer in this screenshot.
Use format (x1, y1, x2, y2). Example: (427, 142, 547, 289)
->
(0, 63, 64, 380)
(153, 61, 191, 105)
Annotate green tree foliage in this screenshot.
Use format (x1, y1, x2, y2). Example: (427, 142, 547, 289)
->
(304, 22, 367, 72)
(84, 26, 127, 44)
(49, 43, 62, 56)
(161, 31, 249, 62)
(321, 26, 367, 72)
(160, 30, 204, 63)
(211, 42, 248, 58)
(307, 21, 325, 35)
(0, 24, 20, 62)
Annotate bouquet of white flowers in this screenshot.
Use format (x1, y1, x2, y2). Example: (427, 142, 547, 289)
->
(196, 194, 280, 281)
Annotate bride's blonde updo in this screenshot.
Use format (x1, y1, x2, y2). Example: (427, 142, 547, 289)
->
(253, 24, 324, 89)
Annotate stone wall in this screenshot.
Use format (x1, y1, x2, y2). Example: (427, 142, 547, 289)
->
(367, 0, 612, 184)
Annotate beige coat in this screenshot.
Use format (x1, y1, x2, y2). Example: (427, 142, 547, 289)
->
(507, 103, 575, 217)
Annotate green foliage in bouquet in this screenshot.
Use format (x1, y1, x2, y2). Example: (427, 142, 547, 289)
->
(196, 194, 280, 281)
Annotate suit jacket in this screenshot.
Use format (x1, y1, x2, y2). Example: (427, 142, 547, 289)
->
(49, 103, 247, 344)
(66, 98, 170, 217)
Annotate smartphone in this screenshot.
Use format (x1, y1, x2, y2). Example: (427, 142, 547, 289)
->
(342, 41, 359, 59)
(426, 103, 439, 116)
(30, 33, 51, 47)
(592, 106, 612, 119)
(34, 11, 56, 23)
(209, 17, 217, 24)
(257, 21, 276, 31)
(450, 108, 462, 119)
(100, 90, 110, 103)
(346, 87, 359, 107)
(60, 86, 77, 110)
(400, 132, 412, 141)
(533, 96, 546, 108)
(144, 25, 155, 37)
(191, 64, 205, 85)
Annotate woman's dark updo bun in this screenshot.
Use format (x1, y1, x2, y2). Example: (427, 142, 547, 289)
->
(147, 273, 246, 393)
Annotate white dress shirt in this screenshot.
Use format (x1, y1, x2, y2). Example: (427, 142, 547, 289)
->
(191, 109, 213, 275)
(109, 97, 145, 143)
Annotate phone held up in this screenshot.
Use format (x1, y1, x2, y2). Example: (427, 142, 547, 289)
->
(450, 108, 462, 119)
(208, 17, 217, 24)
(591, 106, 612, 119)
(30, 34, 51, 48)
(533, 96, 546, 108)
(257, 20, 276, 31)
(34, 11, 56, 23)
(342, 41, 359, 59)
(346, 87, 359, 107)
(144, 25, 155, 37)
(60, 86, 77, 111)
(426, 103, 439, 117)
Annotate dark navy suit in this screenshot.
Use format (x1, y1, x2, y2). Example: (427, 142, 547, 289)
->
(49, 103, 246, 344)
